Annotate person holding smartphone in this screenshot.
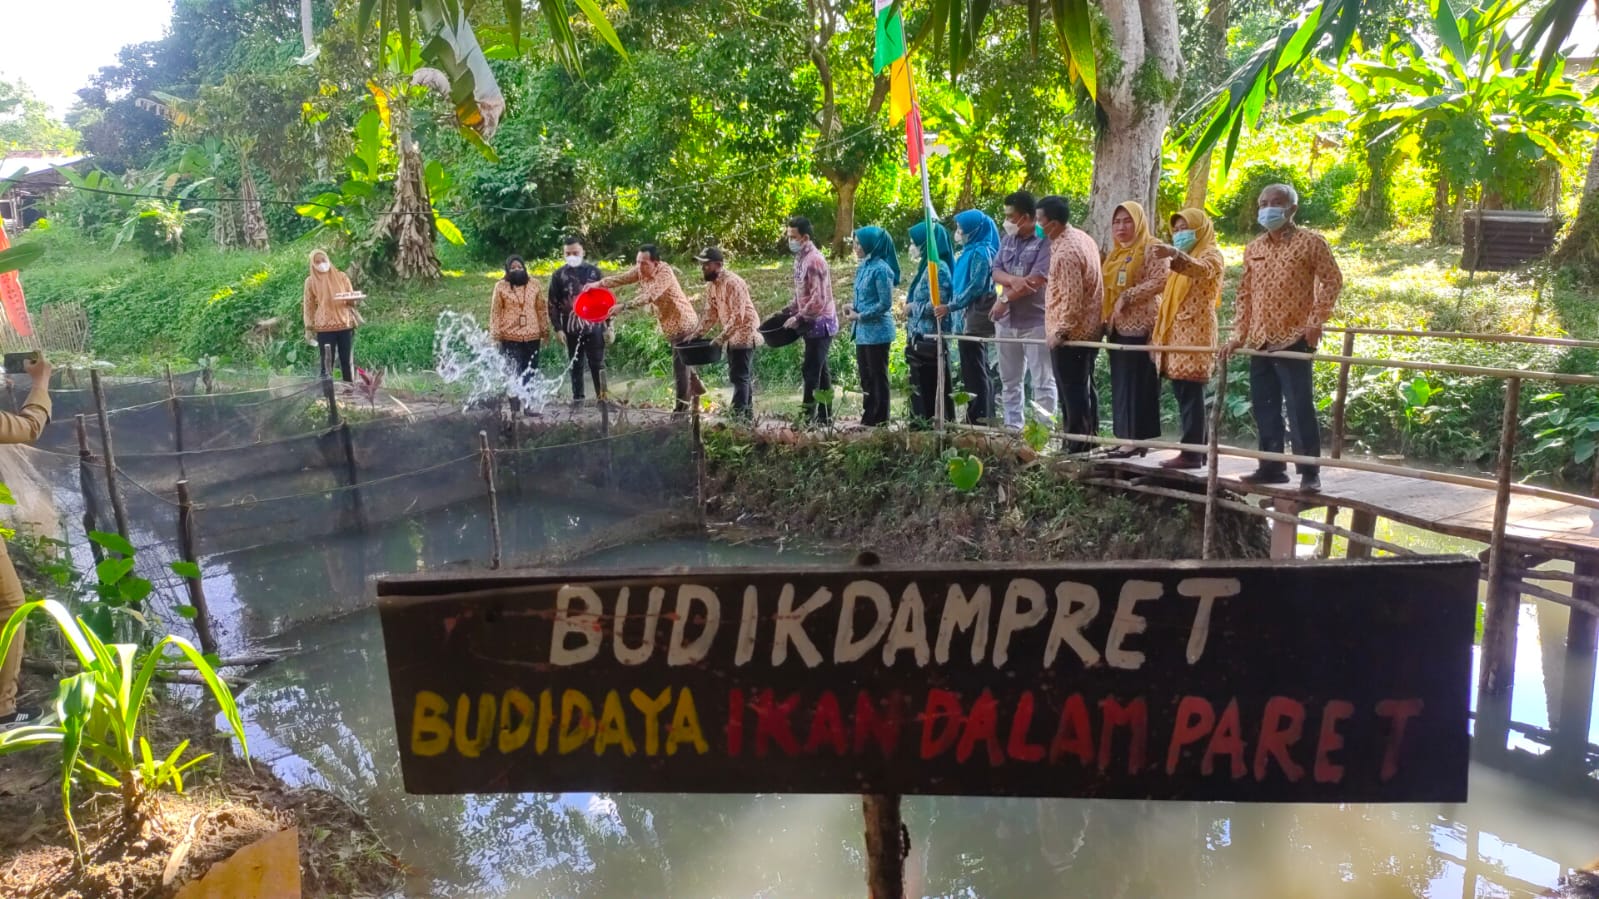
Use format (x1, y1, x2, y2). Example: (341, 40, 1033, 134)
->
(0, 352, 52, 731)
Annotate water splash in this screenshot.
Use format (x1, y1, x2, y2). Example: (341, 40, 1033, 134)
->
(433, 311, 570, 413)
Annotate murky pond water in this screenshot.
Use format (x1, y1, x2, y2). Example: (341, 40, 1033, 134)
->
(182, 497, 1599, 898)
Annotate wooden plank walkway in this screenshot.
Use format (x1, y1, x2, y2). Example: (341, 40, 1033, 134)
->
(1096, 450, 1599, 564)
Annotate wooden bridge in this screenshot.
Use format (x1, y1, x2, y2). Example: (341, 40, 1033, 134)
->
(946, 324, 1599, 793)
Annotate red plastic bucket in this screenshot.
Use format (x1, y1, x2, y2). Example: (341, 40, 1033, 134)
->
(574, 288, 616, 323)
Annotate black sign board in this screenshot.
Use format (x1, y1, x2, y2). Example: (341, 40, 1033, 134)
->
(376, 557, 1477, 803)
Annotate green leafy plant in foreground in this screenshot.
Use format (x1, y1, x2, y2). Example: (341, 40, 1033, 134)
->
(0, 599, 248, 857)
(942, 447, 985, 491)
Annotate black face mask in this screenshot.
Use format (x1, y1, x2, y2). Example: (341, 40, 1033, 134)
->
(702, 268, 719, 283)
(507, 270, 530, 286)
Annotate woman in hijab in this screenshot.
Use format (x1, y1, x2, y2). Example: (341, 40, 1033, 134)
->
(302, 249, 361, 382)
(490, 255, 552, 413)
(905, 222, 956, 426)
(1150, 208, 1224, 469)
(1101, 202, 1169, 457)
(849, 226, 900, 426)
(952, 209, 1001, 425)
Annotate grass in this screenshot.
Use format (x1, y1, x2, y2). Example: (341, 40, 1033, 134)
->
(18, 221, 1599, 480)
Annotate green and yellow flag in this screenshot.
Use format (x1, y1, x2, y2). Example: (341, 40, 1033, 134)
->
(873, 0, 914, 125)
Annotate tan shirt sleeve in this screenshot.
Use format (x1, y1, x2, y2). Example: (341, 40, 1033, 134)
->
(1232, 253, 1255, 336)
(0, 383, 51, 444)
(489, 281, 506, 339)
(1310, 236, 1343, 327)
(303, 279, 316, 330)
(600, 266, 642, 291)
(536, 281, 551, 338)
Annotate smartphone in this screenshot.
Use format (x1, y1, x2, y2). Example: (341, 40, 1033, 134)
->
(3, 352, 37, 375)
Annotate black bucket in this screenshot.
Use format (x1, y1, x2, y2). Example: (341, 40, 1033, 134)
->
(759, 312, 801, 348)
(675, 338, 725, 367)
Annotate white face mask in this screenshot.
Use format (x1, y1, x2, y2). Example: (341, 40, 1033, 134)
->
(909, 245, 922, 264)
(315, 262, 331, 273)
(954, 229, 966, 246)
(565, 254, 584, 267)
(1002, 220, 1020, 237)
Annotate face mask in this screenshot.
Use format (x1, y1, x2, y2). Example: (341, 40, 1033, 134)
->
(315, 262, 331, 273)
(954, 229, 966, 246)
(702, 268, 719, 283)
(1258, 207, 1289, 231)
(507, 270, 530, 286)
(1172, 229, 1198, 253)
(909, 245, 922, 264)
(788, 239, 804, 254)
(1035, 224, 1047, 240)
(1002, 220, 1020, 237)
(565, 254, 584, 268)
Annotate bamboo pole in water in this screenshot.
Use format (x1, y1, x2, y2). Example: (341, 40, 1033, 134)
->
(174, 480, 219, 657)
(90, 369, 130, 542)
(1480, 376, 1522, 699)
(479, 430, 503, 570)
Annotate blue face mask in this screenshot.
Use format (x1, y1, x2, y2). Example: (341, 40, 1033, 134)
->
(1258, 207, 1289, 231)
(788, 239, 805, 254)
(1172, 229, 1198, 252)
(1034, 224, 1046, 240)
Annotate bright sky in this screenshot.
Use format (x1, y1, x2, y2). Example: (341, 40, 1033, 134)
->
(2, 0, 174, 117)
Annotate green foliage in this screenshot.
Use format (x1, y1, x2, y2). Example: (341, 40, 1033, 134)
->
(0, 78, 79, 152)
(0, 599, 247, 856)
(942, 447, 985, 491)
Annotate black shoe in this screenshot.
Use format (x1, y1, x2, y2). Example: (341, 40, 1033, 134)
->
(0, 706, 44, 731)
(1240, 468, 1291, 486)
(1300, 473, 1322, 493)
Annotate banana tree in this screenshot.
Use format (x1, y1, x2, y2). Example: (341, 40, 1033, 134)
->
(355, 0, 627, 142)
(1327, 1, 1595, 241)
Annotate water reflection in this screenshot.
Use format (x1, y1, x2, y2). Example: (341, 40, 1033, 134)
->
(227, 528, 1599, 898)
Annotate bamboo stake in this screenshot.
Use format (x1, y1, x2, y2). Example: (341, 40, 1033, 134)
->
(90, 369, 130, 542)
(479, 431, 503, 570)
(1480, 376, 1522, 699)
(75, 414, 104, 565)
(692, 399, 708, 530)
(1320, 330, 1357, 559)
(167, 363, 187, 482)
(1201, 365, 1229, 560)
(174, 480, 219, 657)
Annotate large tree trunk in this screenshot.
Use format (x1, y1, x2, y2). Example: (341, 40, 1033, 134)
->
(301, 0, 315, 51)
(1352, 127, 1396, 231)
(1085, 0, 1184, 244)
(1430, 174, 1452, 244)
(830, 174, 860, 258)
(387, 136, 441, 281)
(1553, 139, 1599, 279)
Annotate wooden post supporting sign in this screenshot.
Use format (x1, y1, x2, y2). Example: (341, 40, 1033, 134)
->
(1479, 376, 1522, 699)
(75, 414, 105, 564)
(478, 430, 503, 570)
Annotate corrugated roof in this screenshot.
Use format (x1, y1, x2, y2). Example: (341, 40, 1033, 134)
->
(0, 155, 88, 180)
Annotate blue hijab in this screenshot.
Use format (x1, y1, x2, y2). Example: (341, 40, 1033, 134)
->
(953, 209, 1000, 280)
(854, 226, 901, 285)
(907, 221, 954, 284)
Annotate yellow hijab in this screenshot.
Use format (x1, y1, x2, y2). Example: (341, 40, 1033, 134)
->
(1152, 207, 1219, 349)
(1101, 201, 1152, 321)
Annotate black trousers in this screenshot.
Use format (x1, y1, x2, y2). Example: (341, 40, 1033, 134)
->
(1171, 378, 1208, 457)
(727, 347, 754, 418)
(958, 338, 994, 425)
(500, 339, 541, 380)
(1109, 333, 1162, 441)
(1051, 345, 1100, 453)
(907, 336, 954, 425)
(801, 336, 833, 425)
(1249, 338, 1321, 475)
(566, 330, 605, 400)
(856, 343, 891, 426)
(316, 329, 355, 382)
